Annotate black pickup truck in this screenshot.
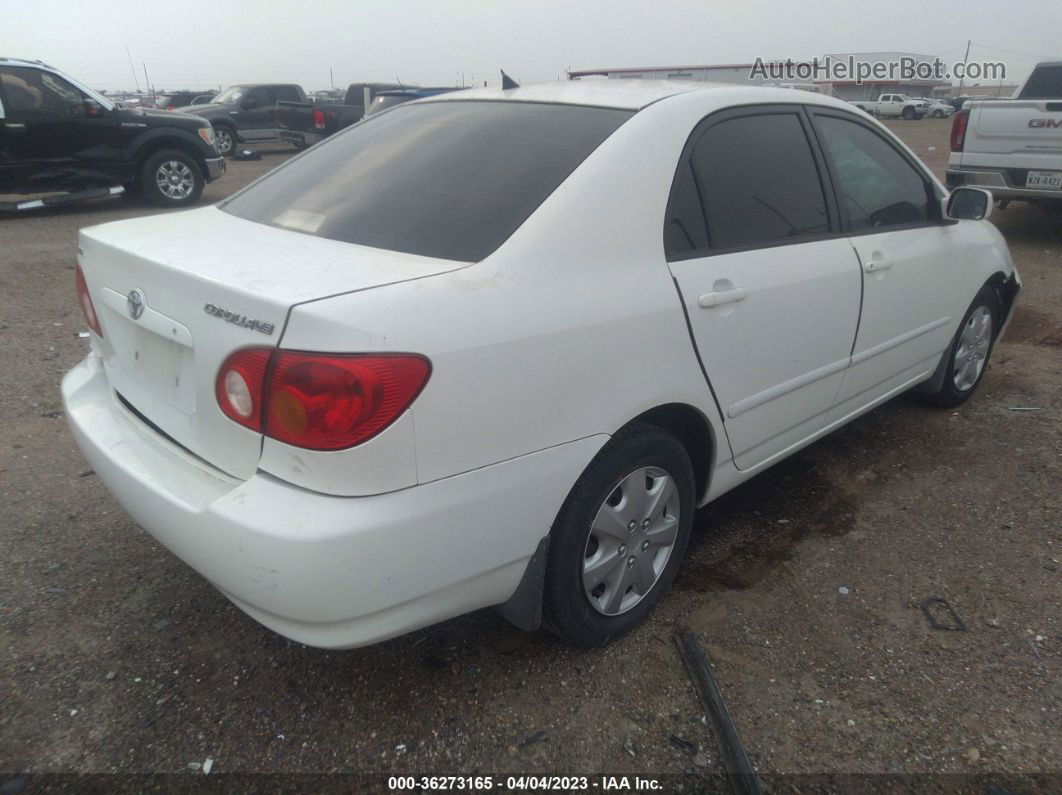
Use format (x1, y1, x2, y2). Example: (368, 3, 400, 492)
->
(179, 83, 307, 156)
(276, 82, 404, 148)
(0, 58, 224, 209)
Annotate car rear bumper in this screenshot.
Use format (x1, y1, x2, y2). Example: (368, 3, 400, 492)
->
(204, 156, 225, 180)
(61, 355, 606, 648)
(946, 167, 1062, 200)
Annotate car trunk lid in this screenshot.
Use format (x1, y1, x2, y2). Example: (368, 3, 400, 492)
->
(79, 206, 467, 479)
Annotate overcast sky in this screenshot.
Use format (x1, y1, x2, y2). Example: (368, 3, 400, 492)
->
(4, 0, 1059, 92)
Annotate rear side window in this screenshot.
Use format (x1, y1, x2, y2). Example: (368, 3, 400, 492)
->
(1019, 65, 1062, 99)
(274, 86, 301, 103)
(222, 101, 632, 261)
(687, 113, 829, 251)
(816, 115, 931, 229)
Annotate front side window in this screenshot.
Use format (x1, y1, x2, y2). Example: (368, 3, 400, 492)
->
(213, 86, 245, 104)
(0, 67, 84, 113)
(816, 115, 932, 230)
(222, 101, 632, 262)
(686, 112, 830, 251)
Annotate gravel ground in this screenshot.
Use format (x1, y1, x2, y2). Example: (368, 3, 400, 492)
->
(0, 124, 1058, 788)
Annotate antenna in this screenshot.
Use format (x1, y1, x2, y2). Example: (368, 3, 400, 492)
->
(125, 44, 140, 91)
(501, 70, 519, 90)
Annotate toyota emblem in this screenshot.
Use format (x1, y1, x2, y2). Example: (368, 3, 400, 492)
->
(127, 288, 146, 320)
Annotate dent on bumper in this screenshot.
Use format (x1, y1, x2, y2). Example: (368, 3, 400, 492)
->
(61, 356, 606, 648)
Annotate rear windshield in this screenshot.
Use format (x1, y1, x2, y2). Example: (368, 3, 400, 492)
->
(1019, 65, 1062, 99)
(221, 100, 632, 261)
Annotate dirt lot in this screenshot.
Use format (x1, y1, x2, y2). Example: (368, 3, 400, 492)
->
(1, 123, 1059, 789)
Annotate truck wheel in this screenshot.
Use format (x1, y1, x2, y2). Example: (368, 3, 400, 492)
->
(141, 149, 204, 207)
(902, 107, 915, 120)
(932, 109, 945, 118)
(213, 125, 236, 157)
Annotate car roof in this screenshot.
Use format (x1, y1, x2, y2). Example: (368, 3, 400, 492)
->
(423, 79, 862, 114)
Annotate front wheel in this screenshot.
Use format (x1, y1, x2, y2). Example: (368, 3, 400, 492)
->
(920, 285, 1000, 408)
(213, 125, 236, 157)
(902, 107, 916, 120)
(932, 109, 944, 118)
(542, 423, 694, 647)
(140, 149, 204, 207)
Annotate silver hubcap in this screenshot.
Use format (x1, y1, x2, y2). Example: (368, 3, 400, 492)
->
(582, 467, 680, 616)
(155, 160, 195, 200)
(953, 306, 992, 391)
(215, 129, 233, 154)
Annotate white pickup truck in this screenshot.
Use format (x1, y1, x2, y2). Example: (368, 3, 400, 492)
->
(946, 60, 1062, 210)
(850, 94, 928, 120)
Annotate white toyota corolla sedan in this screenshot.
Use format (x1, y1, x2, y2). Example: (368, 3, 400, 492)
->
(63, 81, 1019, 649)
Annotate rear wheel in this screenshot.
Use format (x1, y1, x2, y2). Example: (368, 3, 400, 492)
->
(140, 149, 204, 207)
(542, 423, 694, 647)
(932, 109, 945, 118)
(920, 285, 1000, 408)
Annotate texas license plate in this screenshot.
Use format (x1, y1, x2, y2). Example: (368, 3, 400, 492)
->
(1026, 170, 1062, 190)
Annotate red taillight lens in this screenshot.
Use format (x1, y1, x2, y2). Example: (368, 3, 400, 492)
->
(950, 109, 969, 152)
(215, 348, 271, 431)
(312, 109, 326, 130)
(75, 264, 103, 338)
(215, 350, 431, 450)
(166, 105, 175, 111)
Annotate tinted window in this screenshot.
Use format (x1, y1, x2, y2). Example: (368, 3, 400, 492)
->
(222, 101, 631, 261)
(664, 161, 708, 256)
(246, 87, 270, 105)
(1019, 65, 1062, 99)
(274, 86, 301, 103)
(816, 115, 931, 229)
(689, 113, 829, 250)
(0, 66, 83, 113)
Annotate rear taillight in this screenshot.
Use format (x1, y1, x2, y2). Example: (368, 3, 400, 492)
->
(166, 105, 175, 111)
(950, 109, 969, 152)
(216, 350, 430, 450)
(312, 109, 326, 130)
(75, 264, 103, 338)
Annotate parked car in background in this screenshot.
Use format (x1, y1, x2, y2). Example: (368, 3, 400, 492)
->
(155, 91, 215, 110)
(364, 86, 464, 117)
(0, 57, 223, 209)
(947, 60, 1062, 211)
(850, 93, 928, 119)
(277, 82, 403, 149)
(180, 83, 307, 155)
(65, 81, 1018, 650)
(912, 97, 954, 118)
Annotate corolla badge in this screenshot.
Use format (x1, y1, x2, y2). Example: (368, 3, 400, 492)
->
(203, 302, 275, 335)
(127, 288, 146, 320)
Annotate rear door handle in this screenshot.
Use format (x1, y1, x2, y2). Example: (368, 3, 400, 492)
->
(863, 260, 891, 273)
(4, 123, 26, 129)
(698, 287, 748, 308)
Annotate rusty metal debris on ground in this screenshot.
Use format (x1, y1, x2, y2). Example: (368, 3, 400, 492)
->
(674, 631, 763, 795)
(920, 597, 967, 631)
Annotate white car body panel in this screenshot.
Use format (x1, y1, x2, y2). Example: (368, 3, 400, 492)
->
(63, 81, 1019, 647)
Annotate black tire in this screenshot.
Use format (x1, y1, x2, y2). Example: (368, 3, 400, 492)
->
(902, 107, 915, 120)
(542, 422, 695, 647)
(933, 110, 944, 118)
(140, 149, 204, 207)
(213, 124, 237, 157)
(920, 285, 1001, 408)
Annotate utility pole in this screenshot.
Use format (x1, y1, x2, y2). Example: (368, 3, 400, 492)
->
(330, 67, 334, 92)
(142, 63, 153, 105)
(956, 39, 971, 95)
(125, 45, 140, 91)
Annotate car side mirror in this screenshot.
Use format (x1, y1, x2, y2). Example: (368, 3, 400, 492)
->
(944, 187, 992, 221)
(83, 98, 105, 118)
(241, 98, 258, 109)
